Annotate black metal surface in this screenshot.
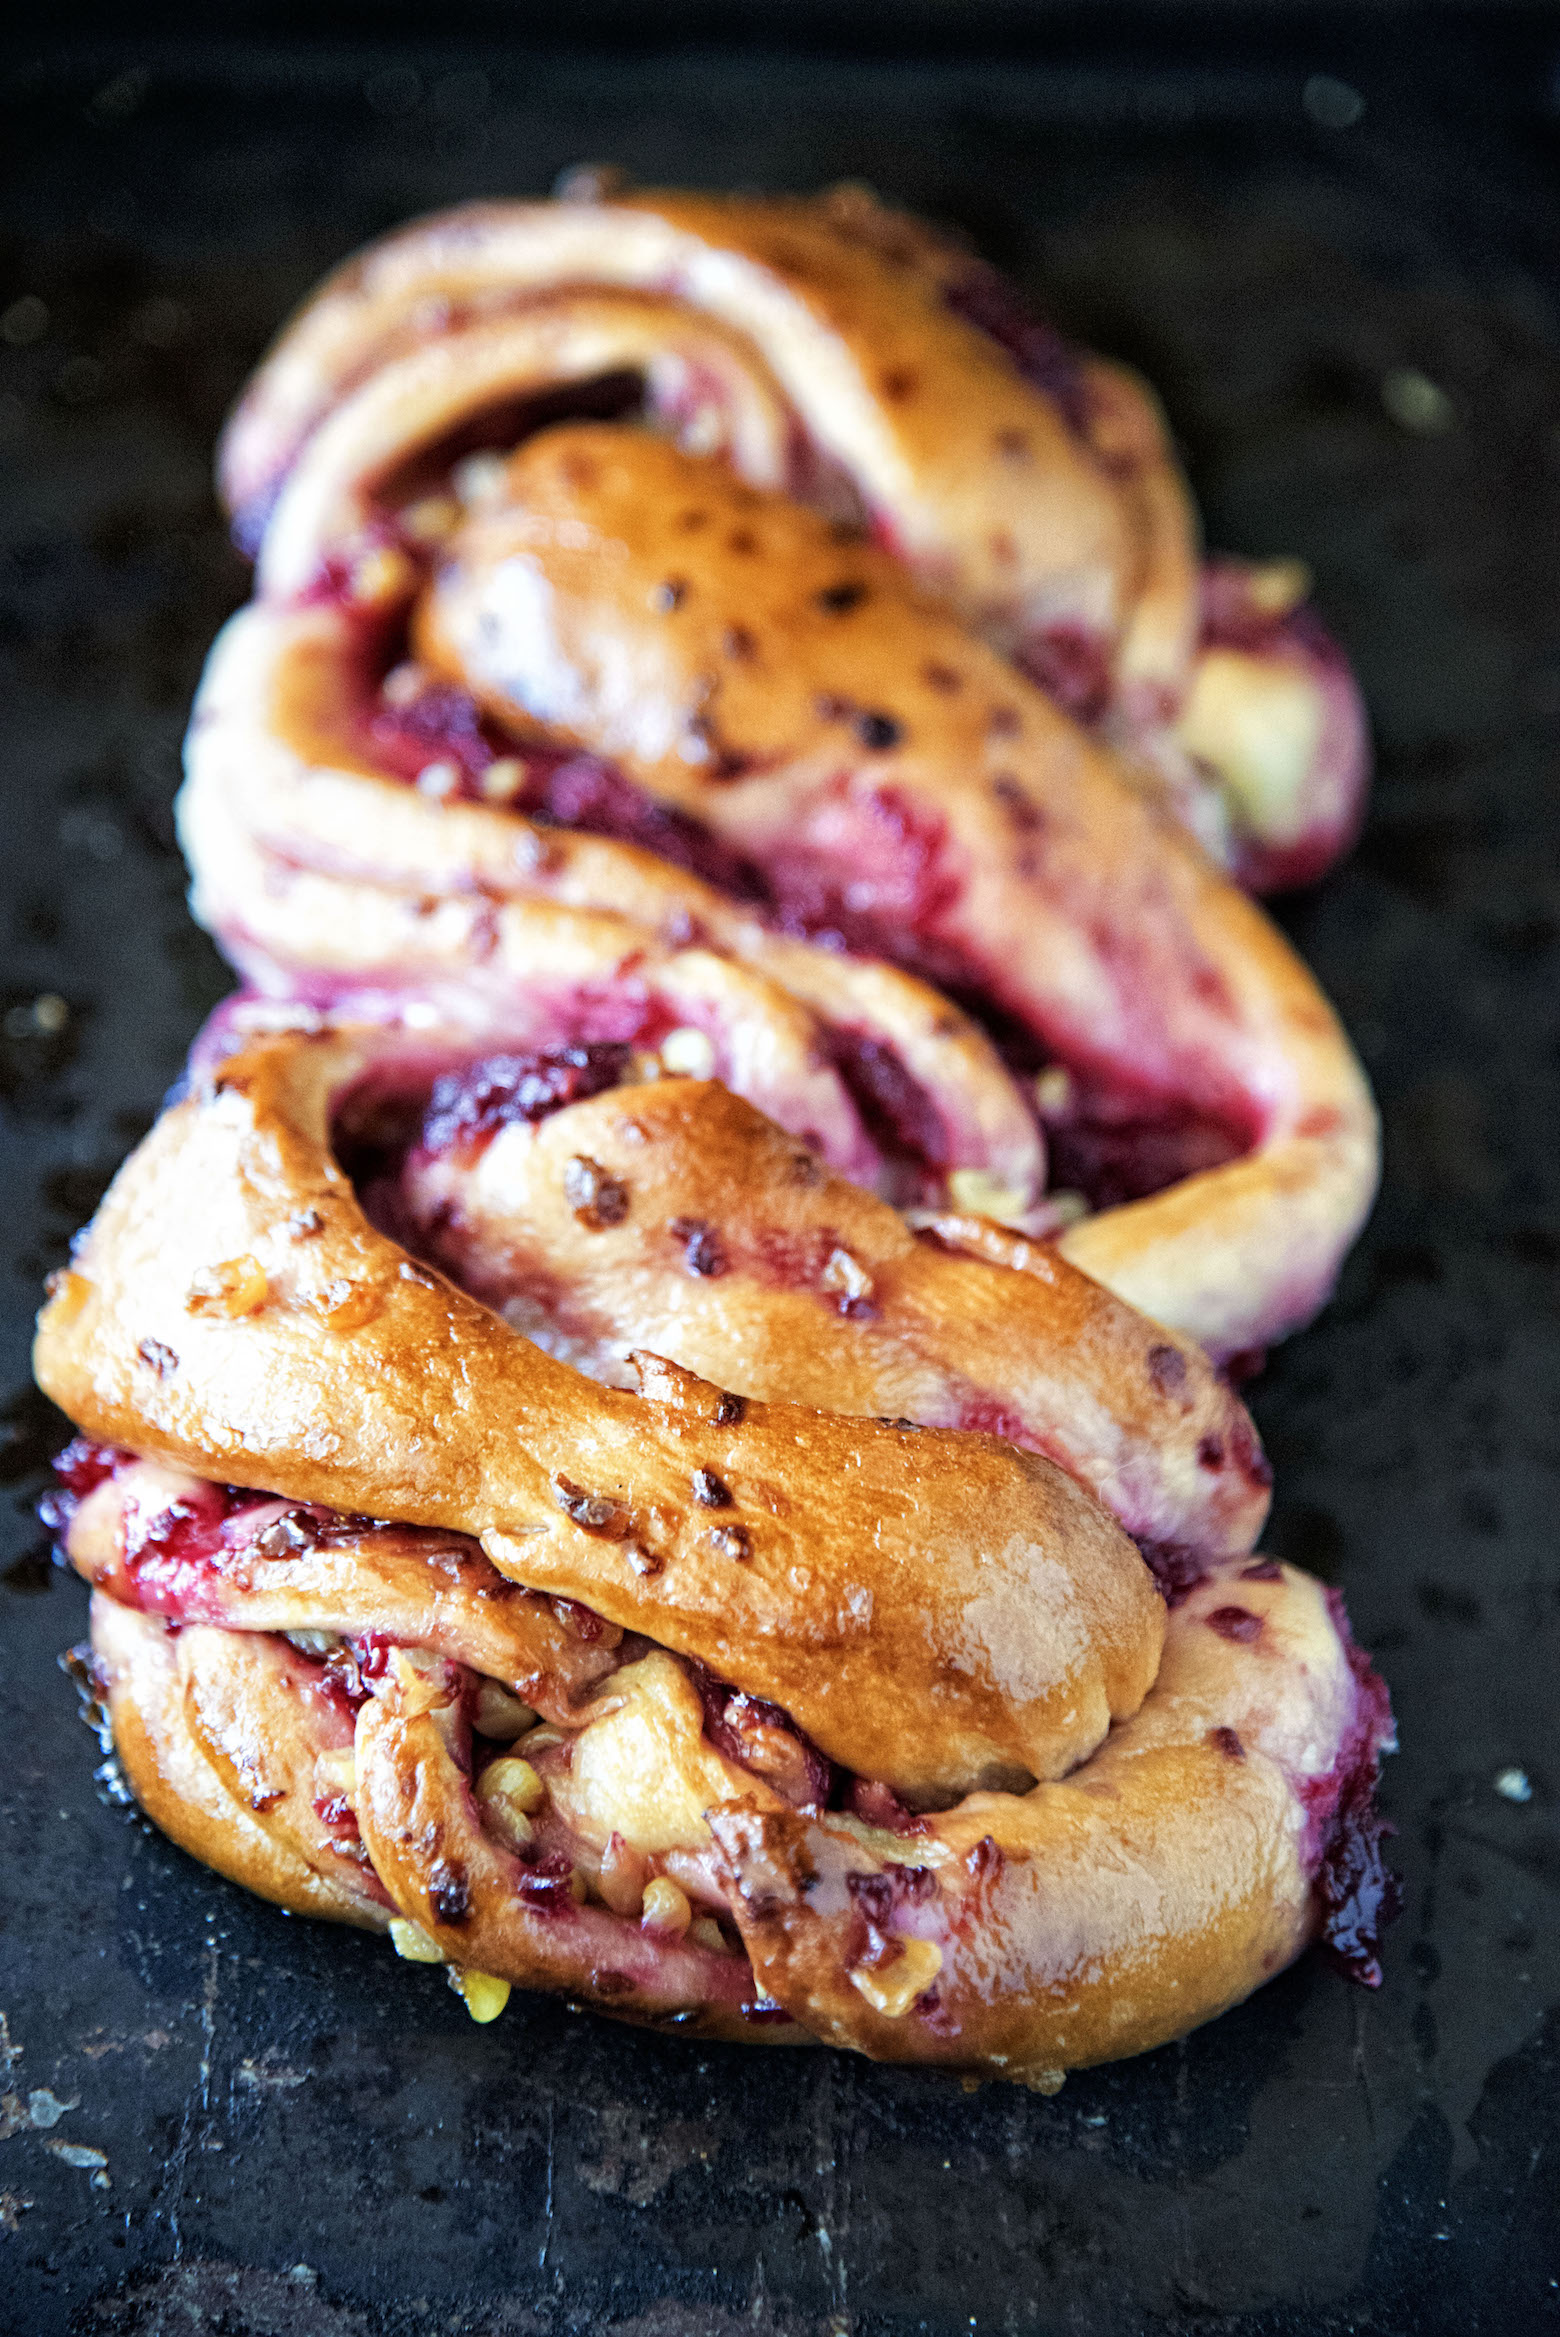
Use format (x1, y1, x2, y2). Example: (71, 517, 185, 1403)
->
(3, 16, 1559, 2333)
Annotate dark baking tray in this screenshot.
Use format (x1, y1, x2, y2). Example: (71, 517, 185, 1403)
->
(3, 10, 1558, 2332)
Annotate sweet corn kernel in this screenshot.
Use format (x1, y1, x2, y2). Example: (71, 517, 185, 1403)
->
(479, 1756, 545, 1814)
(472, 1681, 536, 1740)
(848, 1936, 943, 2018)
(449, 1968, 511, 2023)
(640, 1877, 692, 1938)
(389, 1917, 444, 1964)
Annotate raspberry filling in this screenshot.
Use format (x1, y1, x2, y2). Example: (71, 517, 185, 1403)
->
(942, 265, 1092, 439)
(300, 471, 1262, 1216)
(51, 1440, 1396, 1990)
(419, 1044, 637, 1160)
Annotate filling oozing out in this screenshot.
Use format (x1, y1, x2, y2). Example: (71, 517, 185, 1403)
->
(315, 584, 1252, 1218)
(47, 1437, 915, 2015)
(258, 289, 1270, 1218)
(48, 1427, 1396, 2005)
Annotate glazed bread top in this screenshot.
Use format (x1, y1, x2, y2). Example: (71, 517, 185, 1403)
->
(35, 1022, 1167, 1804)
(220, 183, 1186, 681)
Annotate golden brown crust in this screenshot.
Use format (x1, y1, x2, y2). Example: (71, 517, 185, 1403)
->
(182, 424, 1375, 1353)
(37, 1021, 1164, 1803)
(91, 1593, 390, 1929)
(51, 1030, 1388, 2074)
(213, 179, 1367, 884)
(415, 425, 1377, 1352)
(221, 186, 1144, 652)
(712, 1558, 1347, 2076)
(395, 1069, 1270, 1562)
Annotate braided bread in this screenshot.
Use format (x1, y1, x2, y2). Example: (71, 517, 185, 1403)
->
(182, 186, 1379, 1360)
(38, 1017, 1392, 2074)
(36, 181, 1395, 2080)
(220, 178, 1369, 892)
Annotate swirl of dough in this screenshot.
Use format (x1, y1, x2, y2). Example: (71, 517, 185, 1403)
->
(39, 1015, 1393, 2073)
(218, 179, 1368, 887)
(185, 411, 1376, 1352)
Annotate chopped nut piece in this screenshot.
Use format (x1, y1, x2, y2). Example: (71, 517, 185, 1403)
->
(43, 1269, 91, 1325)
(401, 493, 461, 543)
(380, 660, 425, 707)
(678, 405, 724, 458)
(640, 1877, 692, 1938)
(452, 450, 510, 506)
(820, 1246, 873, 1303)
(689, 1915, 731, 1954)
(658, 1026, 716, 1079)
(848, 1936, 943, 2017)
(313, 1278, 380, 1331)
(1244, 557, 1312, 618)
(389, 1917, 444, 1964)
(553, 1474, 632, 1536)
(349, 546, 415, 608)
(448, 1968, 511, 2023)
(257, 1512, 313, 1558)
(314, 1749, 356, 1795)
(946, 1170, 1030, 1225)
(472, 1681, 536, 1740)
(187, 1254, 268, 1318)
(1046, 1190, 1090, 1229)
(1033, 1065, 1074, 1118)
(562, 1154, 629, 1230)
(479, 756, 525, 803)
(285, 1629, 341, 1658)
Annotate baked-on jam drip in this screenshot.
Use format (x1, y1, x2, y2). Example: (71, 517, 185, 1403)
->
(1302, 1593, 1401, 1988)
